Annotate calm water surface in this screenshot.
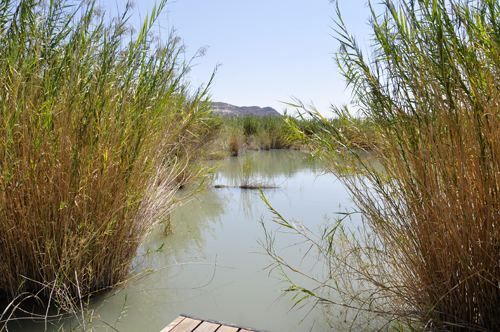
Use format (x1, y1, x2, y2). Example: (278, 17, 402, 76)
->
(12, 150, 363, 332)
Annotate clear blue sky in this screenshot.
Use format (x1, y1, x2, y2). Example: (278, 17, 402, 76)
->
(98, 0, 374, 115)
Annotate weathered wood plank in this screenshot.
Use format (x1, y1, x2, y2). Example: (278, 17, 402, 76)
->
(215, 326, 238, 332)
(160, 316, 186, 332)
(162, 314, 272, 332)
(192, 321, 220, 332)
(170, 317, 202, 332)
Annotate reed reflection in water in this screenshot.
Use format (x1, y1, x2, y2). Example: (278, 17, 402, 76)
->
(8, 150, 363, 332)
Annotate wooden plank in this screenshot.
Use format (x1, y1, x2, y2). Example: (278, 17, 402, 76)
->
(239, 330, 253, 332)
(215, 326, 238, 332)
(193, 321, 220, 332)
(181, 314, 272, 332)
(160, 316, 186, 332)
(170, 317, 202, 332)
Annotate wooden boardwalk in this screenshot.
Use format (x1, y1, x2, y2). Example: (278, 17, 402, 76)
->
(161, 314, 271, 332)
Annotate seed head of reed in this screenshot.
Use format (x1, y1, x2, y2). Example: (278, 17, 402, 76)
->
(282, 0, 500, 330)
(0, 0, 216, 309)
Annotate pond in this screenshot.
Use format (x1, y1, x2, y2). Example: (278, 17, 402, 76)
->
(9, 150, 363, 332)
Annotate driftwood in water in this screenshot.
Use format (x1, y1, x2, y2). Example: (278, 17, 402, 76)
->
(214, 184, 277, 190)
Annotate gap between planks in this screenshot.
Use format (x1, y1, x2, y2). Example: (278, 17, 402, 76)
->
(160, 315, 260, 332)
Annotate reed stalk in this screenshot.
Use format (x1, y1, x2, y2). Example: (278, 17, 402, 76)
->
(265, 0, 500, 330)
(0, 0, 216, 311)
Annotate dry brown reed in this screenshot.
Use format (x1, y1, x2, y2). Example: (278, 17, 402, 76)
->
(0, 0, 217, 313)
(264, 1, 500, 331)
(229, 134, 242, 156)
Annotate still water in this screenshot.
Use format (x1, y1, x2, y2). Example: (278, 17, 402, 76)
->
(12, 150, 363, 332)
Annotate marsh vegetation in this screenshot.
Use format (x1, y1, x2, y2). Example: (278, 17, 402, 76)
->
(3, 150, 348, 332)
(0, 0, 216, 324)
(208, 114, 375, 158)
(2, 0, 500, 331)
(262, 0, 500, 331)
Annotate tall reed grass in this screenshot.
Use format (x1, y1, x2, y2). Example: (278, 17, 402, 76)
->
(265, 0, 500, 330)
(211, 115, 341, 156)
(228, 115, 291, 150)
(210, 113, 375, 157)
(0, 0, 216, 310)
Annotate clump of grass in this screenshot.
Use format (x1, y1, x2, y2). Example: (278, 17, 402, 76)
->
(217, 114, 374, 155)
(265, 0, 500, 331)
(210, 111, 376, 157)
(242, 115, 260, 136)
(229, 133, 242, 156)
(0, 0, 216, 312)
(239, 155, 254, 187)
(213, 115, 293, 154)
(286, 109, 376, 150)
(257, 116, 290, 149)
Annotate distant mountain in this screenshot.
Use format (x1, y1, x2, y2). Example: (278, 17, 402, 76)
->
(211, 102, 281, 117)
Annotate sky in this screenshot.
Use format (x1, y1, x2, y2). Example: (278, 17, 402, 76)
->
(97, 0, 375, 116)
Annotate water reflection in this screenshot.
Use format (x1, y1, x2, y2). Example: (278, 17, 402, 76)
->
(6, 150, 362, 332)
(214, 150, 325, 186)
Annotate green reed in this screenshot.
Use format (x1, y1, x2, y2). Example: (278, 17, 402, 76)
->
(210, 114, 366, 157)
(263, 1, 500, 331)
(0, 0, 217, 312)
